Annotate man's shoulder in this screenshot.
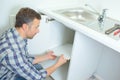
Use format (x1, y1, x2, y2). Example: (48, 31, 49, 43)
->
(0, 27, 15, 39)
(0, 28, 17, 50)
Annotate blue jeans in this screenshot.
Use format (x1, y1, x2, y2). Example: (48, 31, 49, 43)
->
(14, 64, 43, 80)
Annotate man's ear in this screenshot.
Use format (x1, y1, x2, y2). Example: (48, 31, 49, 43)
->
(22, 23, 28, 31)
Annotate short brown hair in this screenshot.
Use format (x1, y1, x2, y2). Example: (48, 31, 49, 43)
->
(15, 7, 41, 28)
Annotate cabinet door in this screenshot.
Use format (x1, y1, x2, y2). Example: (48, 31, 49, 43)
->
(67, 31, 103, 80)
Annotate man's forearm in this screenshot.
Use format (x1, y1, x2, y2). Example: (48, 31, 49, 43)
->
(46, 57, 66, 76)
(46, 63, 59, 76)
(33, 55, 49, 64)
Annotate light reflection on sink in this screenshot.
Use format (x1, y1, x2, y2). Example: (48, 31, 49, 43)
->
(55, 7, 98, 25)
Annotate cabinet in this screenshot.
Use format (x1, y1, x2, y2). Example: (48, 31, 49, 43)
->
(28, 15, 120, 80)
(67, 31, 104, 80)
(96, 46, 120, 80)
(28, 15, 75, 80)
(68, 31, 120, 80)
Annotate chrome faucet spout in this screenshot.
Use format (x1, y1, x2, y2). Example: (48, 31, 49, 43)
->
(97, 9, 108, 30)
(98, 9, 107, 23)
(84, 4, 108, 30)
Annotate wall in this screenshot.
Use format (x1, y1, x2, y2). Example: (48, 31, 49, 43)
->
(79, 0, 120, 21)
(1, 0, 120, 34)
(101, 0, 120, 21)
(0, 0, 79, 35)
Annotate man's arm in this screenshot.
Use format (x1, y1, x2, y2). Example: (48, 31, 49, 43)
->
(33, 52, 67, 76)
(46, 54, 67, 76)
(33, 51, 56, 64)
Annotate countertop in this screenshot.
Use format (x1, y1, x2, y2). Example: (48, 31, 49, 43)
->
(38, 7, 120, 53)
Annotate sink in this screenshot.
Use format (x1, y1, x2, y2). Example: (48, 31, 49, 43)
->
(87, 18, 116, 32)
(54, 7, 120, 40)
(55, 7, 98, 25)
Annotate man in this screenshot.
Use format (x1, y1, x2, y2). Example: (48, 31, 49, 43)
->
(0, 7, 67, 80)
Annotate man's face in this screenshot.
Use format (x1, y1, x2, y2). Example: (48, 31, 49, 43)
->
(26, 18, 40, 39)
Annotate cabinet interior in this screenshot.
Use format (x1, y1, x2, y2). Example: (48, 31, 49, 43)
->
(40, 23, 75, 80)
(28, 18, 75, 80)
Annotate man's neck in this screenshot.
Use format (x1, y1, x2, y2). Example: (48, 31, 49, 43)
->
(16, 27, 26, 39)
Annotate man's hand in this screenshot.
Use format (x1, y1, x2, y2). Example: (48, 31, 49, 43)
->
(46, 50, 57, 60)
(56, 54, 67, 67)
(46, 54, 67, 76)
(33, 50, 56, 64)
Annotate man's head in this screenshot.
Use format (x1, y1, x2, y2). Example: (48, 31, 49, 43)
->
(15, 7, 41, 39)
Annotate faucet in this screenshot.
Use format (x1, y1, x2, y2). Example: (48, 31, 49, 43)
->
(85, 4, 108, 29)
(98, 9, 107, 24)
(85, 4, 107, 22)
(97, 9, 108, 29)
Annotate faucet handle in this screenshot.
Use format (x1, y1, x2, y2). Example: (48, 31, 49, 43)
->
(98, 8, 108, 22)
(101, 8, 108, 19)
(102, 9, 108, 13)
(102, 8, 108, 15)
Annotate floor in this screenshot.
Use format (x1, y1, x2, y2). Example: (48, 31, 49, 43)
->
(87, 75, 100, 80)
(46, 76, 55, 80)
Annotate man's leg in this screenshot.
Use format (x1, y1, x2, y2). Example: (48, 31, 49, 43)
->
(14, 75, 26, 80)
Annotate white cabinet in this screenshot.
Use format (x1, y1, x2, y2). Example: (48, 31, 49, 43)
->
(28, 15, 75, 80)
(28, 15, 120, 80)
(96, 46, 120, 80)
(67, 31, 104, 80)
(67, 31, 120, 80)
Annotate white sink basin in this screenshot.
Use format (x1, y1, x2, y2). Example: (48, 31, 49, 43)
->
(87, 18, 115, 33)
(55, 7, 98, 25)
